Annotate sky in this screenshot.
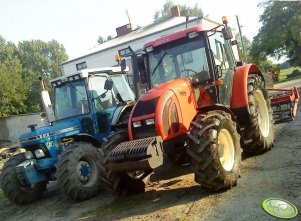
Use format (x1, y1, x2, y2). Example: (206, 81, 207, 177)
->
(0, 0, 263, 60)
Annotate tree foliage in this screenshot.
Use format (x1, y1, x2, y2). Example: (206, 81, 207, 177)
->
(0, 37, 27, 116)
(18, 40, 67, 80)
(250, 1, 301, 66)
(0, 36, 68, 116)
(97, 35, 113, 44)
(235, 33, 252, 62)
(154, 0, 203, 22)
(17, 40, 68, 112)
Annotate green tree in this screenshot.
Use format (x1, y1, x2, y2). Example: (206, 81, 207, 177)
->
(250, 1, 301, 66)
(97, 35, 114, 44)
(154, 0, 203, 22)
(17, 39, 68, 112)
(0, 37, 27, 116)
(17, 40, 67, 80)
(235, 33, 252, 62)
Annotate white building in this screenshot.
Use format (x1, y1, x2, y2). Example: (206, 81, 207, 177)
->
(61, 8, 227, 76)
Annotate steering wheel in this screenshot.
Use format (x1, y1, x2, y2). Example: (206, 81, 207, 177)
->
(180, 69, 198, 77)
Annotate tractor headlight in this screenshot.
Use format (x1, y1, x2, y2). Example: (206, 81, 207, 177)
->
(25, 151, 34, 160)
(133, 121, 142, 128)
(145, 118, 155, 125)
(34, 149, 45, 158)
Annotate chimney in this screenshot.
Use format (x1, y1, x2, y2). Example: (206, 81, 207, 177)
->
(171, 5, 180, 17)
(116, 23, 132, 37)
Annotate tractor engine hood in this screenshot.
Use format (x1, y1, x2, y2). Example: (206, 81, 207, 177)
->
(19, 119, 81, 147)
(129, 78, 197, 141)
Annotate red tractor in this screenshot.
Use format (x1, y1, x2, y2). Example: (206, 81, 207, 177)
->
(97, 17, 276, 193)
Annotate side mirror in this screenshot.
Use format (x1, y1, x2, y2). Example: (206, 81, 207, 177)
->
(216, 65, 223, 78)
(104, 79, 113, 90)
(222, 27, 233, 40)
(120, 59, 126, 72)
(191, 71, 210, 87)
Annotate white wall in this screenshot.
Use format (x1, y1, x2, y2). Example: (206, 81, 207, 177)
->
(0, 113, 48, 144)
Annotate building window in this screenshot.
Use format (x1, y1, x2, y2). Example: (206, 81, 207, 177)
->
(76, 61, 87, 71)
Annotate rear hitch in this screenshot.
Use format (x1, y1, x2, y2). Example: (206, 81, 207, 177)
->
(268, 87, 300, 124)
(108, 136, 164, 173)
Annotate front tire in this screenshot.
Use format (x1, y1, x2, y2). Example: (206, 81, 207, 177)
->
(0, 154, 47, 204)
(56, 142, 102, 201)
(187, 111, 242, 191)
(242, 74, 275, 154)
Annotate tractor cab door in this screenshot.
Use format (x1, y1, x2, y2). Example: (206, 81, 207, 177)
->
(89, 75, 117, 140)
(207, 31, 236, 107)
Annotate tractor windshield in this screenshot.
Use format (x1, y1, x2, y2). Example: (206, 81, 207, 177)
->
(90, 74, 135, 112)
(90, 75, 117, 112)
(147, 35, 210, 86)
(54, 80, 89, 120)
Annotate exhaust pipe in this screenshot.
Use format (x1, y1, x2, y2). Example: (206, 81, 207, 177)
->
(39, 77, 56, 123)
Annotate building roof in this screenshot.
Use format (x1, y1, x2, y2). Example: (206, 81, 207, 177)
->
(62, 16, 221, 65)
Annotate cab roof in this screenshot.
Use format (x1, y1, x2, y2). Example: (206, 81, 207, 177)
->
(143, 24, 218, 49)
(50, 66, 129, 84)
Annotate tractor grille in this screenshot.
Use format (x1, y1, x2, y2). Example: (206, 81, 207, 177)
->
(24, 143, 51, 159)
(133, 124, 156, 139)
(132, 97, 159, 117)
(131, 97, 159, 139)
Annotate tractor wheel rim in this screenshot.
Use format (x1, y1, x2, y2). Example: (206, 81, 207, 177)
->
(77, 160, 91, 184)
(255, 90, 270, 137)
(218, 129, 235, 171)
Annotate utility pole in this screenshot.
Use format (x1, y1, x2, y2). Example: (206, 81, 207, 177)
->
(236, 15, 247, 62)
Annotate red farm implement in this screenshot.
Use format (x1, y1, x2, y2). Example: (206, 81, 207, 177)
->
(268, 87, 300, 124)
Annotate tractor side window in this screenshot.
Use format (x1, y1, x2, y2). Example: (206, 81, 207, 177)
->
(208, 32, 229, 73)
(176, 47, 209, 78)
(90, 75, 116, 111)
(54, 80, 89, 120)
(149, 53, 177, 86)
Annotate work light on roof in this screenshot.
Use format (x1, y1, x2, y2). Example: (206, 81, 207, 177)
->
(74, 74, 80, 80)
(187, 31, 199, 39)
(145, 46, 154, 53)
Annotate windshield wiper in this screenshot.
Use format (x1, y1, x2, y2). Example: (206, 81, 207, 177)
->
(151, 52, 167, 76)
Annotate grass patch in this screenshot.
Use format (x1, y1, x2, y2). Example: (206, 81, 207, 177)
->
(95, 195, 145, 217)
(276, 66, 301, 83)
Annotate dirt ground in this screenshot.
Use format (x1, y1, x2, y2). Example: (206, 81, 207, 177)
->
(0, 85, 300, 221)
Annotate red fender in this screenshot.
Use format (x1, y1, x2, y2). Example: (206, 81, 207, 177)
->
(231, 64, 263, 109)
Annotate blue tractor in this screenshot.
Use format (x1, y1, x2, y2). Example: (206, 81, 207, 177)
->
(0, 67, 136, 204)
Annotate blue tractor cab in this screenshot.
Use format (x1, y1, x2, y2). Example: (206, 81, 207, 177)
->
(0, 67, 136, 204)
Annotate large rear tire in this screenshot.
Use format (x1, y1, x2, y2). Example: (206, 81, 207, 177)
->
(187, 111, 242, 191)
(99, 130, 146, 194)
(56, 142, 102, 201)
(0, 154, 47, 204)
(242, 74, 275, 154)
